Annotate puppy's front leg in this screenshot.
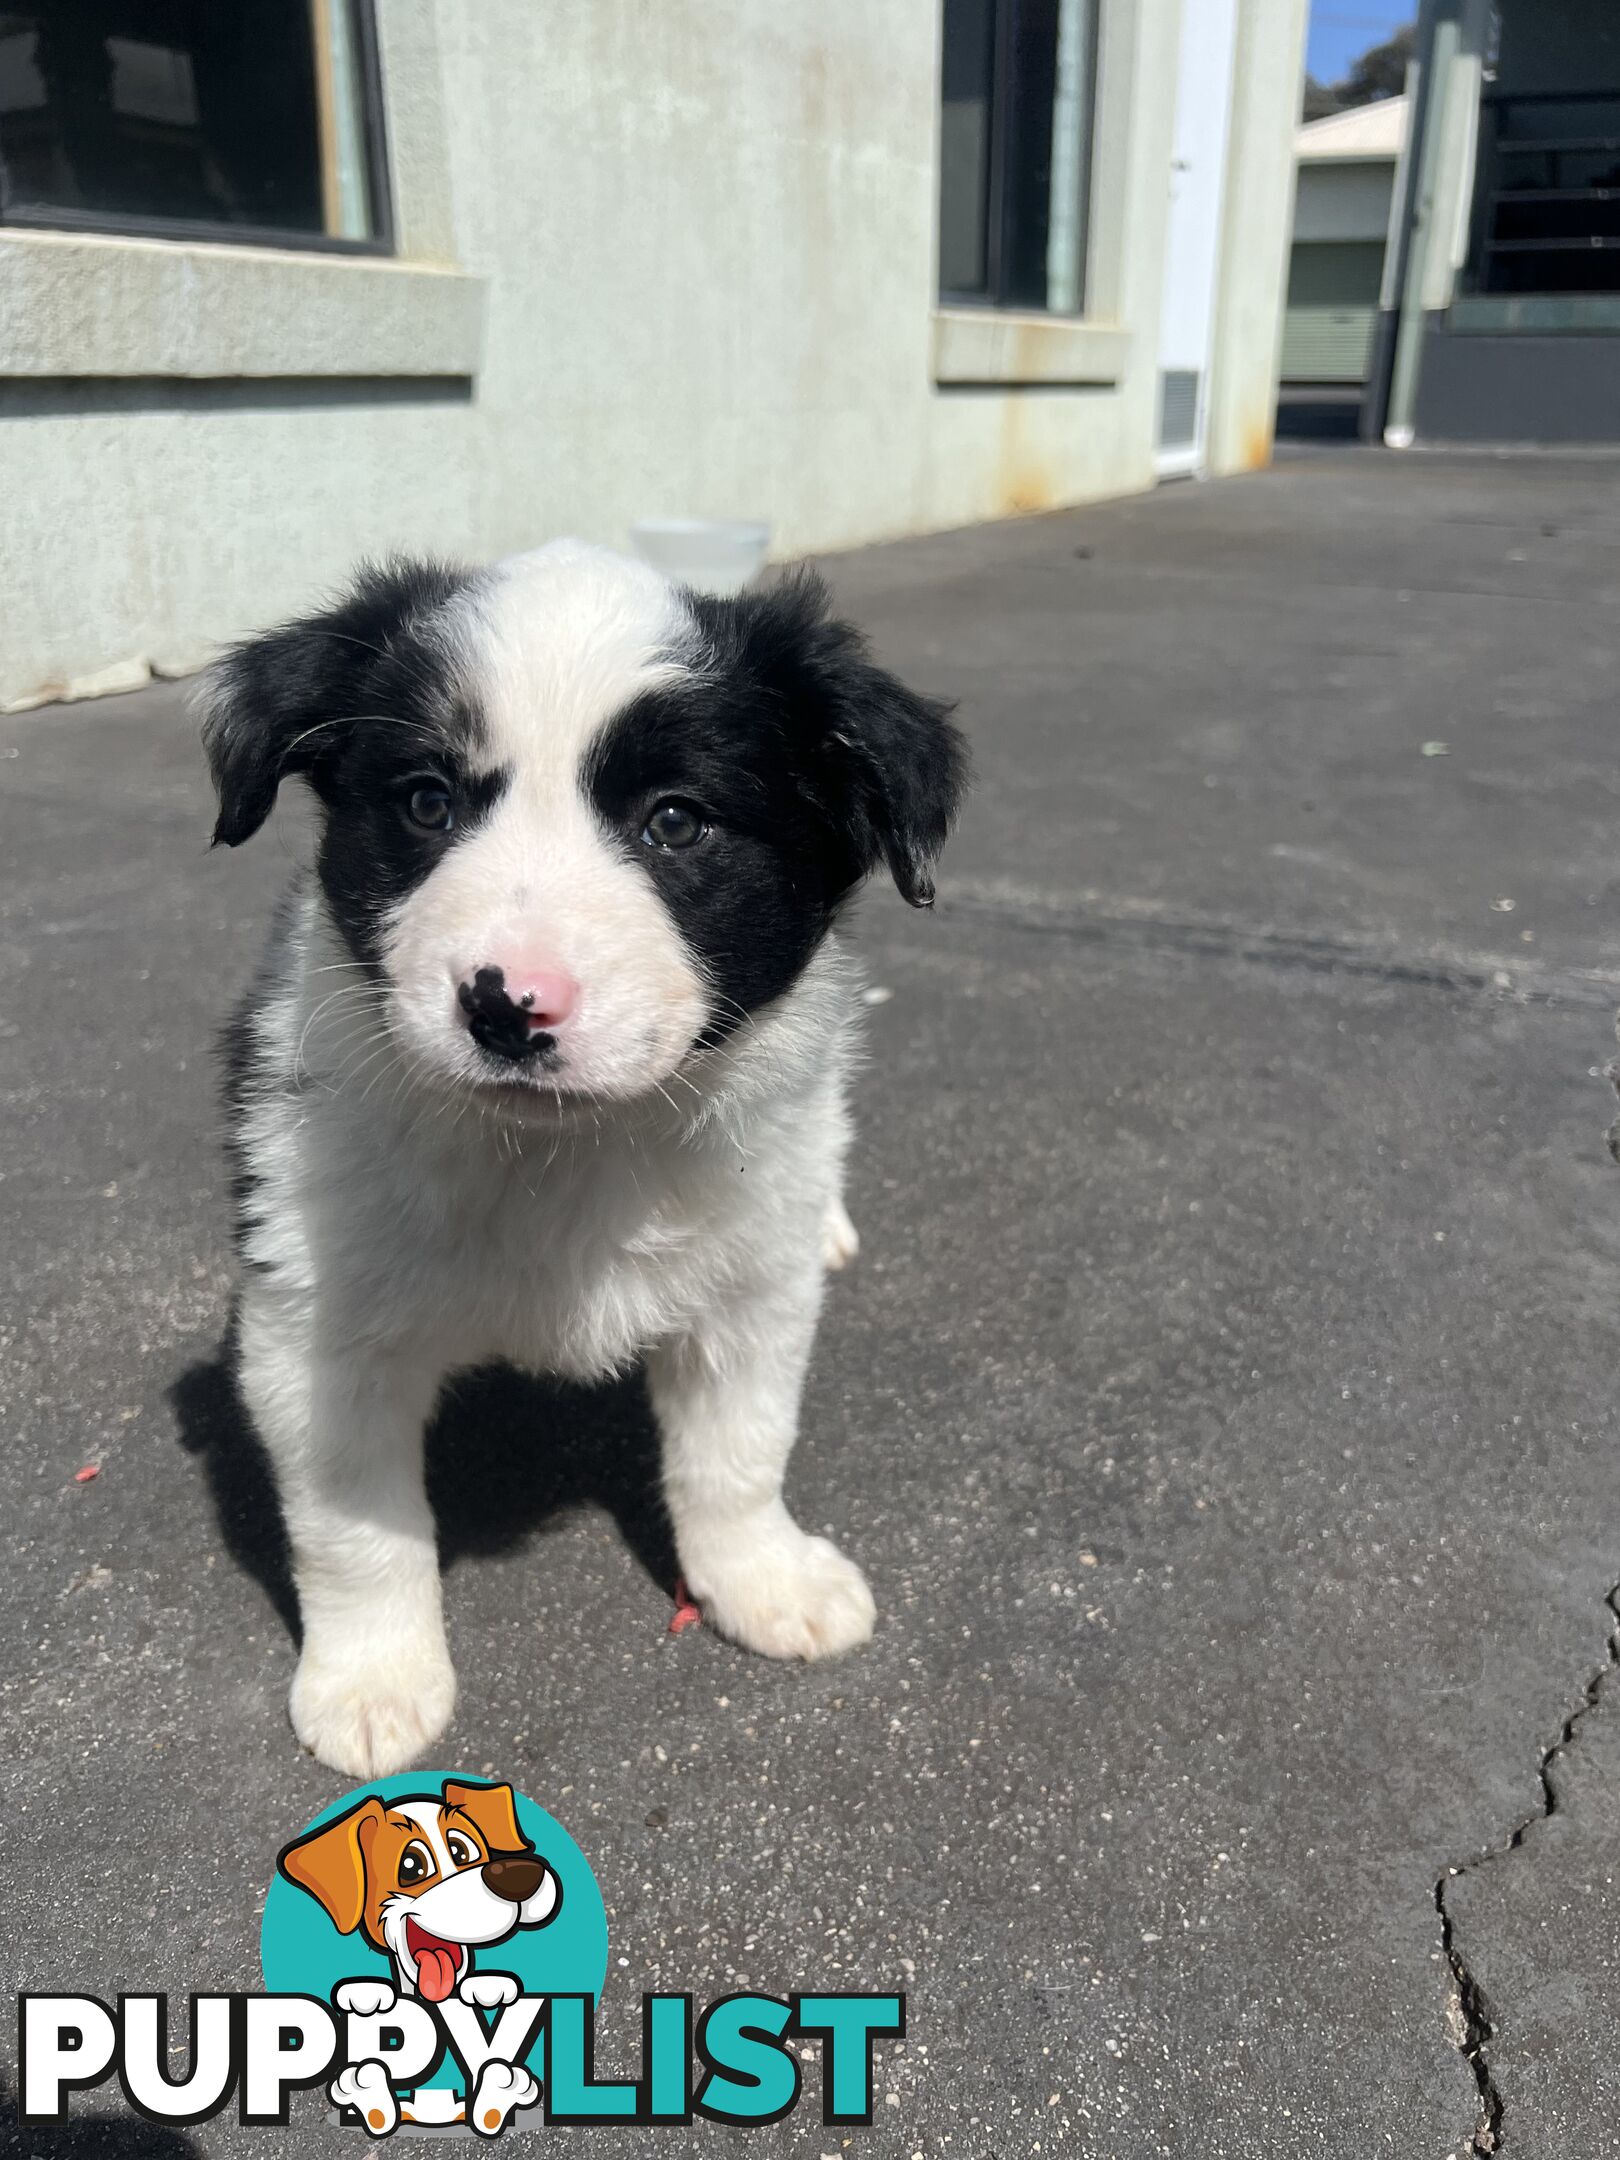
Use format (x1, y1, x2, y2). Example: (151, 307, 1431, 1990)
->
(238, 1296, 454, 1777)
(647, 1271, 875, 1661)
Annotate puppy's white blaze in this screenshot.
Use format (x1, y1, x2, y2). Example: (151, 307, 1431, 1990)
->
(472, 541, 696, 781)
(381, 542, 710, 1100)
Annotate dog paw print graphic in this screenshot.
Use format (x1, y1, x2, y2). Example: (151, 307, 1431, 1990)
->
(262, 1773, 609, 2135)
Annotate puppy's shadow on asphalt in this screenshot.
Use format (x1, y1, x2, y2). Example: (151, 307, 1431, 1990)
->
(0, 2074, 203, 2156)
(170, 1324, 677, 1645)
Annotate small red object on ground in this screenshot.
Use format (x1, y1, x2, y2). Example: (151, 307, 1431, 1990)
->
(73, 1465, 100, 1483)
(668, 1578, 703, 1635)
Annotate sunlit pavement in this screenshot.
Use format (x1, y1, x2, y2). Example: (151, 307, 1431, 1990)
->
(8, 448, 1620, 2156)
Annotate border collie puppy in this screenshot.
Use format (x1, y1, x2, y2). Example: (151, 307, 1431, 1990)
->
(203, 542, 966, 1778)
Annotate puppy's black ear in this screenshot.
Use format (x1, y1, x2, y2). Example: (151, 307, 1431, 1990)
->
(200, 557, 469, 848)
(703, 570, 969, 907)
(199, 615, 344, 850)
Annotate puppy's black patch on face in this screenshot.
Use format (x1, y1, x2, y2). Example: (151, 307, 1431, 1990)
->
(317, 715, 509, 971)
(589, 679, 847, 1028)
(588, 570, 968, 1032)
(203, 558, 509, 968)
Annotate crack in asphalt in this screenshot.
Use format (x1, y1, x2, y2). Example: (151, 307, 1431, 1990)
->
(1435, 1873, 1503, 2155)
(940, 884, 1620, 1010)
(929, 876, 1620, 2152)
(1435, 1582, 1620, 2154)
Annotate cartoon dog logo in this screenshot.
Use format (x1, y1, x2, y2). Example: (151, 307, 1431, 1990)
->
(278, 1779, 561, 2133)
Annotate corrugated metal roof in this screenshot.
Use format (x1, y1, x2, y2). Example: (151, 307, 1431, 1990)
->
(1296, 95, 1408, 162)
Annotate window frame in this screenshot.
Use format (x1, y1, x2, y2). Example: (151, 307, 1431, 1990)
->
(938, 0, 1098, 318)
(0, 0, 396, 257)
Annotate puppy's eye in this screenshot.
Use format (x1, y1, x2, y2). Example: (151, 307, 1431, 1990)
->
(445, 1831, 480, 1869)
(641, 799, 708, 851)
(397, 1841, 435, 1886)
(405, 783, 454, 834)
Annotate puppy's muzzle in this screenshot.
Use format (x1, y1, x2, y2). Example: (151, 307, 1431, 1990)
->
(457, 961, 578, 1064)
(481, 1852, 547, 1904)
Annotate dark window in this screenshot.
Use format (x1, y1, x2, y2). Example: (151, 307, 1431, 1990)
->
(1464, 89, 1620, 296)
(0, 1, 390, 251)
(939, 0, 1096, 313)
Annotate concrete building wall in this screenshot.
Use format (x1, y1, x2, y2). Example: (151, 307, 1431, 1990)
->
(432, 0, 1176, 565)
(1293, 160, 1396, 245)
(1204, 0, 1312, 476)
(0, 0, 1298, 710)
(1282, 161, 1395, 383)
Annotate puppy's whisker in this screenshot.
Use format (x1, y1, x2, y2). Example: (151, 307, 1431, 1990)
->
(293, 984, 394, 1075)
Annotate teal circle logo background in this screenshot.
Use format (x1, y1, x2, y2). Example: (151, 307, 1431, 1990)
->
(260, 1773, 609, 2093)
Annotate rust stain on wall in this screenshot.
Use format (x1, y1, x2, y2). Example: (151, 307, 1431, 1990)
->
(1000, 463, 1058, 516)
(994, 381, 1059, 518)
(1240, 408, 1275, 472)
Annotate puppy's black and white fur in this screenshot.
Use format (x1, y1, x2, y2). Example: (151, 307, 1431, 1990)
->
(203, 541, 966, 1778)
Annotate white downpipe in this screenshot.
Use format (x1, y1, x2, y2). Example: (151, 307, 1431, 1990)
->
(1045, 0, 1091, 313)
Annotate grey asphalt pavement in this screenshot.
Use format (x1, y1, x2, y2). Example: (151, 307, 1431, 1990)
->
(7, 449, 1620, 2157)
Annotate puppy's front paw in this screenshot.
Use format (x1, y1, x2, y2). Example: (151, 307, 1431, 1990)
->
(822, 1198, 860, 1271)
(290, 1643, 456, 1778)
(689, 1526, 876, 1662)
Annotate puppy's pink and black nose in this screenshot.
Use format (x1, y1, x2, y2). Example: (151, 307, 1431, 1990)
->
(457, 961, 578, 1062)
(482, 1853, 547, 1904)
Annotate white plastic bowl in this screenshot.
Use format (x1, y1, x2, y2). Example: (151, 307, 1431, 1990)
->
(630, 518, 770, 596)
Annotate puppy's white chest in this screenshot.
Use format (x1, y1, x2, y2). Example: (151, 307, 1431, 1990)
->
(457, 1161, 719, 1378)
(325, 1120, 735, 1382)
